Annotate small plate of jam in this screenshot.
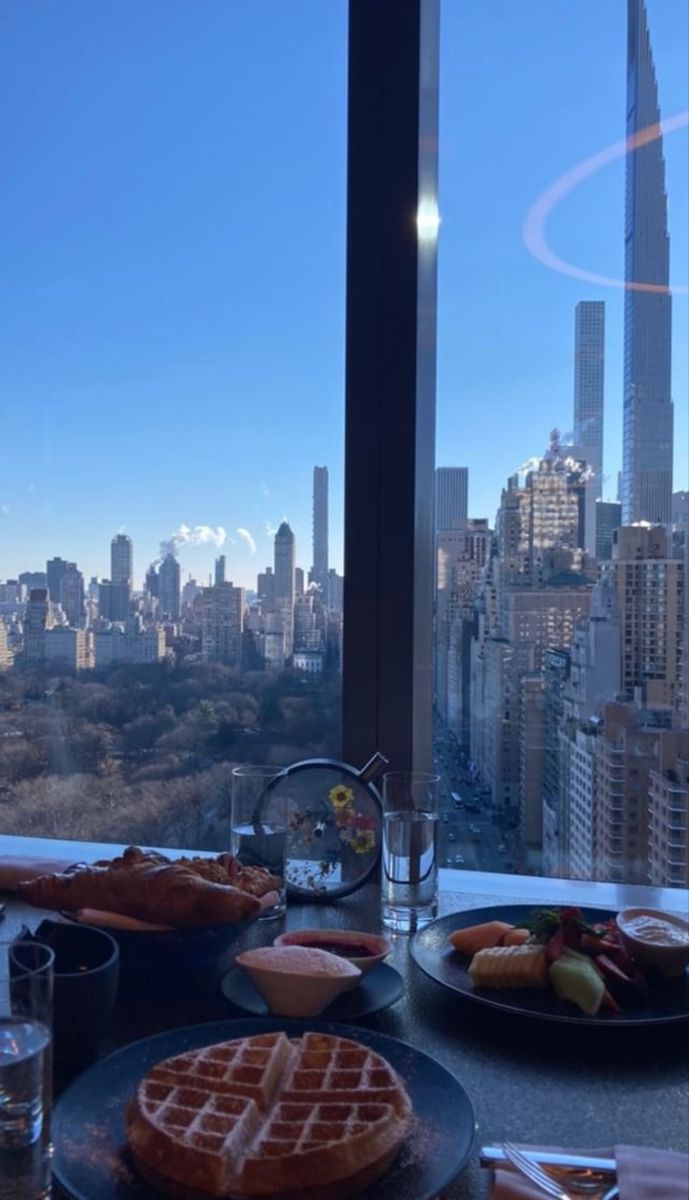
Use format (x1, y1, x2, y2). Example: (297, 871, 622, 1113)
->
(272, 928, 392, 974)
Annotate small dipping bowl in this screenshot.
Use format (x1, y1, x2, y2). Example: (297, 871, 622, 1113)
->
(616, 907, 689, 978)
(273, 929, 391, 987)
(235, 945, 361, 1017)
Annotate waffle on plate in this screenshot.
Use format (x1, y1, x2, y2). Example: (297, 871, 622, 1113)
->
(127, 1030, 412, 1200)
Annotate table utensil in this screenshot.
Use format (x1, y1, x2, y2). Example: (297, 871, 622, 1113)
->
(410, 906, 689, 1025)
(52, 1017, 476, 1200)
(1, 941, 54, 1200)
(481, 1147, 616, 1177)
(502, 1143, 618, 1199)
(220, 960, 404, 1018)
(232, 765, 287, 919)
(381, 771, 440, 933)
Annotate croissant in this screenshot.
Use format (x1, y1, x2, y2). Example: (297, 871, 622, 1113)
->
(18, 860, 261, 927)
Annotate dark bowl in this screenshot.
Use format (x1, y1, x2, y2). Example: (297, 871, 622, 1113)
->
(59, 911, 255, 980)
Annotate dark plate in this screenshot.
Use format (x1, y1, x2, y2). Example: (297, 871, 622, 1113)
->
(60, 910, 254, 975)
(52, 1018, 476, 1200)
(220, 962, 404, 1019)
(410, 906, 689, 1026)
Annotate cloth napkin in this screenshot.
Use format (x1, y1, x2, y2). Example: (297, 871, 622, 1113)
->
(0, 856, 79, 891)
(492, 1145, 689, 1199)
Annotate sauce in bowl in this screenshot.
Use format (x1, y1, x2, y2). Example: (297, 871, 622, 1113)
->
(623, 914, 689, 947)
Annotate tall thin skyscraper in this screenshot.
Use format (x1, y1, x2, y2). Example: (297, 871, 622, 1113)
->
(622, 0, 673, 525)
(159, 554, 181, 620)
(573, 301, 605, 499)
(274, 522, 296, 657)
(435, 467, 468, 532)
(214, 555, 226, 586)
(312, 467, 329, 595)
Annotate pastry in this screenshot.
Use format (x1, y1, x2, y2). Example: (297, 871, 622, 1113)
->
(18, 859, 261, 927)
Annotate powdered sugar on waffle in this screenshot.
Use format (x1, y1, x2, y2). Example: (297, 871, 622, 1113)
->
(129, 1031, 412, 1197)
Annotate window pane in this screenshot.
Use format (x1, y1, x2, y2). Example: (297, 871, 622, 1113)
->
(0, 1, 346, 849)
(435, 0, 688, 885)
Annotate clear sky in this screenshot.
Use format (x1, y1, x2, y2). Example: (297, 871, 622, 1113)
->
(0, 1, 686, 589)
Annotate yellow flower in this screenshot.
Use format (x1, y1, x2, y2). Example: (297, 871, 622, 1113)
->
(351, 829, 375, 855)
(329, 784, 354, 810)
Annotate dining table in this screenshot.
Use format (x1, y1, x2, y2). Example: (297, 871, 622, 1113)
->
(2, 837, 688, 1199)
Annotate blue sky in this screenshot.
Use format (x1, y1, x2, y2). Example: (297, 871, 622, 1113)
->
(0, 0, 686, 589)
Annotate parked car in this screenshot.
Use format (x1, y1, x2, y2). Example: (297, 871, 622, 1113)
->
(497, 842, 506, 853)
(448, 831, 456, 842)
(454, 854, 464, 865)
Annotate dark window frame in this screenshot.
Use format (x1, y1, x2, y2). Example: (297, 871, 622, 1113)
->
(342, 0, 440, 774)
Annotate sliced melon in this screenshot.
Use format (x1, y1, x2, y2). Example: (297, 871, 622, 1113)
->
(549, 949, 605, 1015)
(449, 920, 514, 955)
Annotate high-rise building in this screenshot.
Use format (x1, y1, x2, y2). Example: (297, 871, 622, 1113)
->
(311, 466, 329, 595)
(622, 0, 673, 525)
(295, 567, 305, 598)
(23, 589, 54, 667)
(18, 571, 47, 592)
(159, 554, 181, 620)
(435, 467, 468, 532)
(595, 500, 622, 561)
(44, 626, 91, 671)
(573, 301, 605, 499)
(274, 522, 296, 657)
(0, 620, 12, 671)
(60, 563, 85, 627)
(201, 582, 245, 665)
(608, 525, 683, 711)
(145, 564, 159, 599)
(214, 555, 226, 586)
(110, 534, 133, 588)
(46, 557, 69, 604)
(648, 732, 689, 887)
(257, 567, 276, 609)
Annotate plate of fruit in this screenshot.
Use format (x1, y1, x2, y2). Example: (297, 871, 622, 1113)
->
(410, 905, 689, 1025)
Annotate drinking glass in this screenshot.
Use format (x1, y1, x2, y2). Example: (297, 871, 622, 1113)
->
(231, 765, 287, 919)
(381, 771, 440, 933)
(1, 941, 55, 1200)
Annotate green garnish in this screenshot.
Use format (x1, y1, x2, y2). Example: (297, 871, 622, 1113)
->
(526, 907, 606, 944)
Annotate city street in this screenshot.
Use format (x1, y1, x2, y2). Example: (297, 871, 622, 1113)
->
(432, 720, 520, 876)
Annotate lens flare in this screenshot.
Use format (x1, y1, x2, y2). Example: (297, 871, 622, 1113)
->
(522, 111, 688, 295)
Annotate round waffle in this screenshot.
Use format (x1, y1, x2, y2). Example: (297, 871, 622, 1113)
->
(127, 1031, 412, 1200)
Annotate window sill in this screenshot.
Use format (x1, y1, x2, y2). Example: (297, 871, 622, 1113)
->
(2, 833, 687, 913)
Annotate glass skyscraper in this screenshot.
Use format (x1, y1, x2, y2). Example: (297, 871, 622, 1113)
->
(622, 0, 673, 526)
(573, 301, 605, 499)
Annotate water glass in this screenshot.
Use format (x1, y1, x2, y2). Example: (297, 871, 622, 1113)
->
(1, 941, 55, 1200)
(231, 765, 287, 919)
(381, 771, 440, 933)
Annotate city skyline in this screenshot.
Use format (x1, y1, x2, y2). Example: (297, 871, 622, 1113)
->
(0, 1, 686, 589)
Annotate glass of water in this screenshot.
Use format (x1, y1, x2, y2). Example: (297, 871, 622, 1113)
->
(1, 941, 55, 1200)
(231, 765, 287, 920)
(381, 771, 440, 933)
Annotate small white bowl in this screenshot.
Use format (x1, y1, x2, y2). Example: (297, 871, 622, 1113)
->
(235, 945, 361, 1017)
(616, 907, 689, 978)
(272, 929, 391, 976)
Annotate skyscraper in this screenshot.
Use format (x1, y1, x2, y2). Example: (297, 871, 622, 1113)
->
(46, 557, 69, 604)
(108, 535, 133, 620)
(573, 301, 605, 498)
(311, 466, 329, 595)
(622, 0, 673, 525)
(159, 554, 181, 620)
(274, 521, 296, 658)
(110, 534, 133, 589)
(60, 563, 85, 627)
(434, 467, 468, 532)
(214, 555, 226, 586)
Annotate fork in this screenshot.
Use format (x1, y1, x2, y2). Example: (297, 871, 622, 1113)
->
(501, 1143, 617, 1199)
